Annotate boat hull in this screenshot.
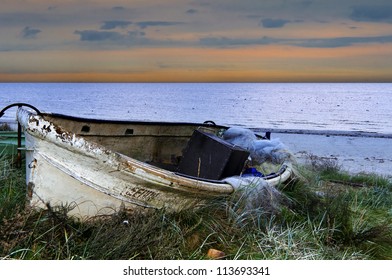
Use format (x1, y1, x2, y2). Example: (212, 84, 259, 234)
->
(26, 134, 215, 216)
(17, 108, 293, 218)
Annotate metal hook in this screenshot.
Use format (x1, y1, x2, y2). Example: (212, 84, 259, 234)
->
(0, 103, 41, 168)
(0, 103, 41, 118)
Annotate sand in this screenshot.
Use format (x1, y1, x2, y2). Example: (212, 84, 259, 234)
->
(261, 129, 392, 179)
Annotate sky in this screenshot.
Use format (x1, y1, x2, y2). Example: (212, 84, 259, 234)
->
(1, 0, 392, 82)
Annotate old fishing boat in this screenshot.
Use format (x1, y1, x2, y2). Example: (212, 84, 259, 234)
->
(1, 103, 293, 218)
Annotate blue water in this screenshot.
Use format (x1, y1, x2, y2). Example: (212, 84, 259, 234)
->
(1, 83, 391, 134)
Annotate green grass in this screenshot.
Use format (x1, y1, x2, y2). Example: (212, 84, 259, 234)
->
(0, 154, 391, 260)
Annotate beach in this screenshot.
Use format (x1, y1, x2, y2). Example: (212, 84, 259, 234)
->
(265, 129, 392, 179)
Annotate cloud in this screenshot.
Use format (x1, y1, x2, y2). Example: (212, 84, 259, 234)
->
(350, 6, 392, 23)
(100, 20, 132, 30)
(74, 29, 147, 45)
(199, 34, 392, 48)
(74, 30, 125, 42)
(296, 35, 392, 48)
(136, 21, 184, 29)
(20, 26, 41, 39)
(260, 18, 291, 28)
(186, 9, 198, 14)
(112, 6, 126, 11)
(128, 31, 146, 38)
(199, 36, 271, 47)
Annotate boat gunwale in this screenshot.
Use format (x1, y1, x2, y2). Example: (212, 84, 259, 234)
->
(41, 112, 229, 129)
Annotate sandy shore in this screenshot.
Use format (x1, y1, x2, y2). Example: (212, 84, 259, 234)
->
(258, 129, 392, 179)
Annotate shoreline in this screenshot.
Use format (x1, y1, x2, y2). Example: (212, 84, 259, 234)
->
(252, 127, 392, 139)
(265, 131, 392, 179)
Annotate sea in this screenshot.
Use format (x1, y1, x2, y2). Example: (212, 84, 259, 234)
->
(1, 83, 391, 135)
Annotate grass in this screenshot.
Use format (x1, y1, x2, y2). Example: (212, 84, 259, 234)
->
(0, 153, 391, 260)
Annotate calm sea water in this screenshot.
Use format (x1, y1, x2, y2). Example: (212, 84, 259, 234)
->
(1, 83, 391, 134)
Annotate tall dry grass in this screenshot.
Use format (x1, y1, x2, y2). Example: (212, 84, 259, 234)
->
(0, 154, 391, 260)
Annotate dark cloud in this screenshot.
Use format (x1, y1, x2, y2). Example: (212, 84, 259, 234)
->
(260, 18, 291, 28)
(74, 30, 125, 42)
(199, 34, 392, 48)
(112, 6, 126, 11)
(296, 35, 392, 48)
(186, 9, 198, 14)
(74, 29, 146, 44)
(136, 21, 184, 29)
(350, 6, 392, 23)
(128, 31, 146, 38)
(199, 36, 270, 47)
(100, 20, 132, 30)
(21, 26, 41, 39)
(157, 63, 171, 69)
(73, 28, 192, 49)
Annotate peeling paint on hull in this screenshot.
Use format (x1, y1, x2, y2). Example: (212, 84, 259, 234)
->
(17, 108, 293, 218)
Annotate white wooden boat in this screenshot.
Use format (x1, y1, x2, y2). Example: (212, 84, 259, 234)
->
(8, 104, 293, 218)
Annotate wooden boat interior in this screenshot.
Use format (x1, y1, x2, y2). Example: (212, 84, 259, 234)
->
(42, 113, 227, 172)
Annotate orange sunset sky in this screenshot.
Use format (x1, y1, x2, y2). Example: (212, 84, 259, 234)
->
(1, 0, 392, 82)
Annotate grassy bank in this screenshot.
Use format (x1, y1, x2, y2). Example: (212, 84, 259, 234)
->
(0, 154, 391, 260)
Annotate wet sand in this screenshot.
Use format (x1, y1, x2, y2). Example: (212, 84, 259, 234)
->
(260, 129, 392, 179)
